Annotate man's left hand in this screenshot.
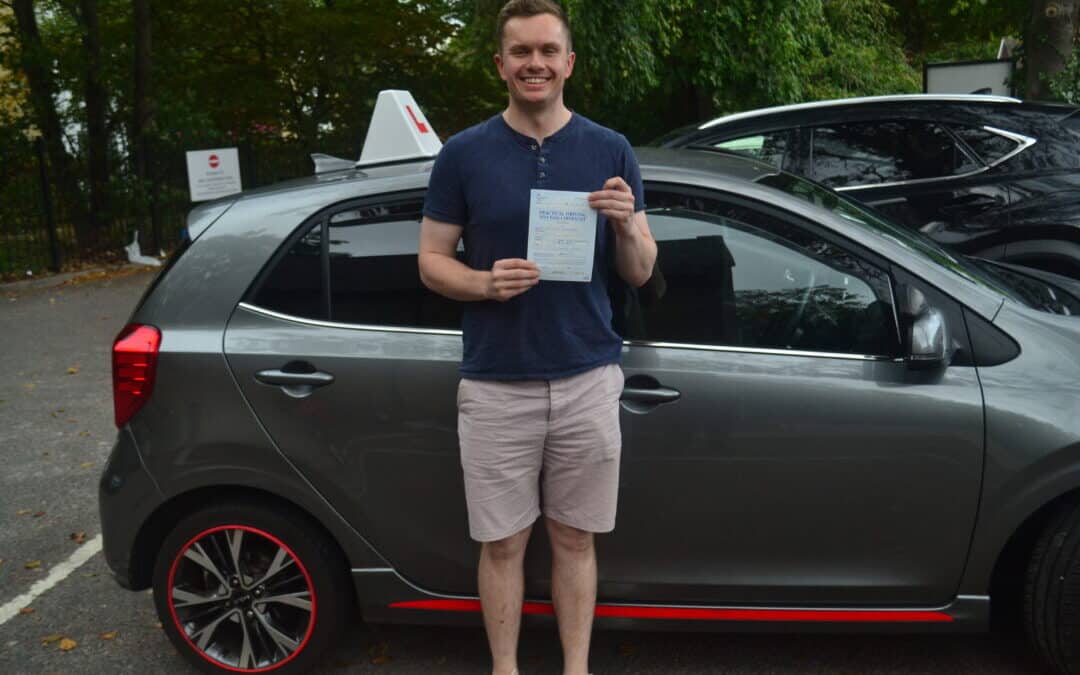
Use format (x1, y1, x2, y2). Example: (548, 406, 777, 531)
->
(589, 177, 637, 238)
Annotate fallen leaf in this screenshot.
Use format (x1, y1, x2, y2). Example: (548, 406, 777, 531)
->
(19, 607, 34, 615)
(618, 641, 639, 657)
(155, 622, 163, 629)
(66, 366, 79, 375)
(79, 462, 93, 469)
(32, 511, 45, 518)
(49, 297, 56, 305)
(24, 560, 42, 570)
(16, 509, 30, 516)
(70, 532, 87, 545)
(78, 431, 90, 437)
(58, 638, 77, 651)
(24, 383, 35, 391)
(98, 631, 117, 640)
(41, 634, 63, 645)
(369, 642, 391, 665)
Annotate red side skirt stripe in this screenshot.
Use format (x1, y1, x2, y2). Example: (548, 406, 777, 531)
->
(388, 599, 953, 623)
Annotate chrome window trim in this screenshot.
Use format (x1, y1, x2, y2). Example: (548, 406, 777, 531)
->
(351, 567, 395, 574)
(238, 302, 895, 362)
(836, 166, 990, 193)
(981, 125, 1037, 167)
(697, 94, 1021, 130)
(825, 125, 1033, 193)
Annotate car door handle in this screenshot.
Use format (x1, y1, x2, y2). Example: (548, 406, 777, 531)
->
(255, 369, 335, 387)
(621, 386, 681, 403)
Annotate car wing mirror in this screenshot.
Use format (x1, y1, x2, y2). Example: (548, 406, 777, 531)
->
(905, 286, 952, 371)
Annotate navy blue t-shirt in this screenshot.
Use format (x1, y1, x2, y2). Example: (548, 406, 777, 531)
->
(423, 113, 645, 381)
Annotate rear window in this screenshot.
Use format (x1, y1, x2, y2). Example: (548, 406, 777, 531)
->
(248, 195, 462, 330)
(950, 126, 1019, 165)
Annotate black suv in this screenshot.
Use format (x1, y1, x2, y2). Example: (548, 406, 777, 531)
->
(654, 94, 1080, 279)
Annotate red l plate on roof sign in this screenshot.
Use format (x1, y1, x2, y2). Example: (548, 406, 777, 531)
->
(208, 154, 220, 169)
(406, 106, 430, 134)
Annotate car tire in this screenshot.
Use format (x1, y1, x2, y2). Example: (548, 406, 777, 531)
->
(151, 500, 352, 674)
(1023, 500, 1080, 675)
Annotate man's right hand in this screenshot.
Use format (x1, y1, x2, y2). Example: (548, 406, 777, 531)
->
(486, 259, 540, 302)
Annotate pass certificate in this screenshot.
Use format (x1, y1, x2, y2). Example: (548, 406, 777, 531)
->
(527, 189, 598, 282)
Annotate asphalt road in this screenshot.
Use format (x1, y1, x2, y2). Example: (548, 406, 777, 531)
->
(0, 267, 1052, 674)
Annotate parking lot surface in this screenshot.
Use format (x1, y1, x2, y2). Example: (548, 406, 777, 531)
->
(0, 267, 1051, 674)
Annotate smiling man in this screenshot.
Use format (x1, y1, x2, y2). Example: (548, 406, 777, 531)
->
(418, 1, 656, 674)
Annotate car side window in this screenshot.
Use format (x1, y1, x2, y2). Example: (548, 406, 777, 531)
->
(250, 196, 462, 330)
(811, 120, 976, 188)
(251, 224, 326, 320)
(629, 189, 898, 356)
(710, 131, 790, 169)
(950, 125, 1019, 166)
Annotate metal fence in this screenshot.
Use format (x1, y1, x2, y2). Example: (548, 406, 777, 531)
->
(0, 138, 327, 280)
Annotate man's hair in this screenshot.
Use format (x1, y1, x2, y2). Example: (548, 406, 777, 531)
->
(496, 0, 573, 52)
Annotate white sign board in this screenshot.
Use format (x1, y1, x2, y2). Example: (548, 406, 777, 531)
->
(925, 60, 1014, 97)
(186, 148, 242, 202)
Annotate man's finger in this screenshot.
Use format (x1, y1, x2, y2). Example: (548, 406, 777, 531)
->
(494, 258, 540, 270)
(494, 268, 541, 281)
(603, 176, 630, 192)
(588, 190, 633, 202)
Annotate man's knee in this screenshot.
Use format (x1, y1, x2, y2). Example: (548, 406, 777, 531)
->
(546, 517, 594, 555)
(482, 526, 532, 563)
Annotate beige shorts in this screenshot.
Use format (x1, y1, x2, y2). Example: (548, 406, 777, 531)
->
(457, 363, 624, 542)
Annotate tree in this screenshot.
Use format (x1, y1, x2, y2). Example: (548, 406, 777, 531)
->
(1026, 0, 1076, 99)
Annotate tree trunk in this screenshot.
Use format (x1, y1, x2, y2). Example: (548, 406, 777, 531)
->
(132, 0, 158, 250)
(74, 0, 108, 251)
(11, 0, 90, 243)
(1027, 0, 1077, 99)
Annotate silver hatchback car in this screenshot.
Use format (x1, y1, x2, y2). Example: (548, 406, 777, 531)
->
(101, 139, 1080, 673)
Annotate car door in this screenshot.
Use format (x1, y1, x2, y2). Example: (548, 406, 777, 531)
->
(598, 185, 985, 607)
(223, 193, 482, 595)
(808, 120, 1011, 255)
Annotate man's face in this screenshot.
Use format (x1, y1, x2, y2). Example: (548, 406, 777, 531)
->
(495, 13, 575, 111)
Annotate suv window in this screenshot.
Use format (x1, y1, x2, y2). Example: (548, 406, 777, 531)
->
(631, 189, 898, 356)
(811, 120, 976, 188)
(251, 196, 462, 330)
(950, 125, 1019, 165)
(710, 131, 790, 169)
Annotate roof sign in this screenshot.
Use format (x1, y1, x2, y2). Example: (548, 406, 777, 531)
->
(358, 90, 442, 167)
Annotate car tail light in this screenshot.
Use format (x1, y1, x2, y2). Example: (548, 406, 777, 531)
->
(113, 324, 161, 427)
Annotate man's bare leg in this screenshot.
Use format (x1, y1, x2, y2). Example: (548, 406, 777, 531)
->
(546, 517, 596, 675)
(479, 525, 533, 675)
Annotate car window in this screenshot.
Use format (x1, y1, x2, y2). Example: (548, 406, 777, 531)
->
(950, 125, 1019, 166)
(251, 224, 326, 320)
(632, 189, 898, 356)
(810, 121, 975, 188)
(250, 196, 462, 330)
(710, 131, 789, 169)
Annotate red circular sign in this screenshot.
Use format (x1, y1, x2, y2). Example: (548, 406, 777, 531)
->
(208, 154, 220, 169)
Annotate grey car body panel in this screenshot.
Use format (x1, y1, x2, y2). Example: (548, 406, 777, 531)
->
(101, 146, 1080, 628)
(959, 300, 1080, 595)
(99, 426, 164, 588)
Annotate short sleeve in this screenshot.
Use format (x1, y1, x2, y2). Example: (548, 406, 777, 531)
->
(619, 135, 646, 212)
(423, 139, 467, 226)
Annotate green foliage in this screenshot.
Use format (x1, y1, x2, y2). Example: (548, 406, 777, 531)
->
(1050, 45, 1080, 104)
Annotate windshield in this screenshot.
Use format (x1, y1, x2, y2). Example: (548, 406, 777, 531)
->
(754, 171, 1030, 303)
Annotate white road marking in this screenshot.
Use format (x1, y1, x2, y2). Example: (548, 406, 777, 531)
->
(0, 534, 103, 626)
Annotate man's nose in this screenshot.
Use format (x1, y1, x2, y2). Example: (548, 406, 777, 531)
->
(526, 50, 544, 68)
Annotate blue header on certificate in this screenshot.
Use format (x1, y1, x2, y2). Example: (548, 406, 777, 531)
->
(526, 189, 598, 283)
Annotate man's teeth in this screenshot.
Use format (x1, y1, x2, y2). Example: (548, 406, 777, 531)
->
(524, 77, 548, 83)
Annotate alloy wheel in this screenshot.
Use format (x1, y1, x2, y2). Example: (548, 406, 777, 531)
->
(166, 525, 316, 672)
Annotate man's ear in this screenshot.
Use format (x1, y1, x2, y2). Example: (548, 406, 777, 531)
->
(494, 52, 508, 82)
(565, 50, 576, 79)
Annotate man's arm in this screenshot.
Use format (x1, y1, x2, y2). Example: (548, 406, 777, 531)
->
(588, 177, 657, 287)
(418, 216, 540, 302)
